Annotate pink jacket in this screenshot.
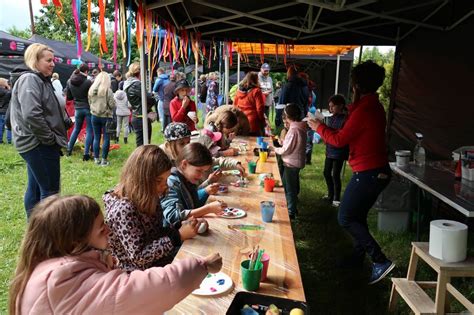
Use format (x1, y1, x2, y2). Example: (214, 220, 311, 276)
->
(274, 121, 307, 169)
(17, 250, 207, 314)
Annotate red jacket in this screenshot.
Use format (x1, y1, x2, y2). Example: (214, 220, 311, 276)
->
(233, 87, 265, 134)
(170, 96, 197, 131)
(317, 94, 388, 172)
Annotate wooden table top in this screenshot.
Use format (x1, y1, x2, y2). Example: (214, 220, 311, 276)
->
(168, 136, 305, 314)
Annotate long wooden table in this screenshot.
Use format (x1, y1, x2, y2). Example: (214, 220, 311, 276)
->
(168, 137, 305, 314)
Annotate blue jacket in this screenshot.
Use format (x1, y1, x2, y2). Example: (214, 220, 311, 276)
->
(161, 168, 209, 227)
(153, 74, 170, 101)
(325, 113, 349, 160)
(279, 75, 309, 119)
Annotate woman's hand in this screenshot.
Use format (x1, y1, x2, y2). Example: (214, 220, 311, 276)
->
(222, 148, 239, 157)
(227, 132, 236, 141)
(179, 217, 199, 241)
(207, 170, 222, 184)
(203, 253, 223, 274)
(206, 200, 227, 214)
(307, 118, 322, 131)
(205, 183, 220, 195)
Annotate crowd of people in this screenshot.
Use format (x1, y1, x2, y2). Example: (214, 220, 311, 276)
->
(5, 42, 395, 313)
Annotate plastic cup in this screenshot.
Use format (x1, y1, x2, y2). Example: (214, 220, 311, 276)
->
(256, 136, 264, 146)
(241, 260, 263, 291)
(263, 178, 275, 192)
(248, 161, 257, 174)
(260, 201, 275, 223)
(187, 111, 197, 120)
(248, 253, 270, 281)
(259, 150, 268, 163)
(261, 141, 268, 150)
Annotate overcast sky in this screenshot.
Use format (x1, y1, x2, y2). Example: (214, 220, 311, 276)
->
(0, 2, 395, 54)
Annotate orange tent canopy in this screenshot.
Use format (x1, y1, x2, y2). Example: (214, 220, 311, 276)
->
(233, 43, 358, 56)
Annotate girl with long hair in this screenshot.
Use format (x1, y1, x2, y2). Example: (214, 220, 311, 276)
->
(233, 72, 265, 135)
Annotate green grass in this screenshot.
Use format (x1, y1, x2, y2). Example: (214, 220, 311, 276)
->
(1, 120, 472, 314)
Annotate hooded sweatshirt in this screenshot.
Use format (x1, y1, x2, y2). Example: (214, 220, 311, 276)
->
(17, 250, 208, 314)
(66, 72, 92, 110)
(233, 86, 265, 134)
(88, 87, 115, 118)
(278, 75, 309, 119)
(274, 121, 307, 169)
(152, 73, 170, 101)
(114, 90, 130, 116)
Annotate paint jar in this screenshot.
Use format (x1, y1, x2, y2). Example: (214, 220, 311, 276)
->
(395, 150, 411, 167)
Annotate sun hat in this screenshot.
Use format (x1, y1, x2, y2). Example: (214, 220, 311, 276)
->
(164, 122, 191, 141)
(174, 79, 191, 93)
(202, 128, 222, 143)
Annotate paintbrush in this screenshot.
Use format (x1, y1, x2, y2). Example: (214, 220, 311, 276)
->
(255, 249, 264, 269)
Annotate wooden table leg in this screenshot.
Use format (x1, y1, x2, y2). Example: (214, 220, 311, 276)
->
(388, 284, 399, 312)
(435, 273, 449, 315)
(407, 246, 419, 280)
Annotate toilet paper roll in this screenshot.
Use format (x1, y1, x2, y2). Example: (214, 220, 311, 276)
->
(429, 220, 468, 263)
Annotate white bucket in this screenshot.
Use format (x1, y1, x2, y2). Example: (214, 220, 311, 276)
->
(395, 150, 411, 167)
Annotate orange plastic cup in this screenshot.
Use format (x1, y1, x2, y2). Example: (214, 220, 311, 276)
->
(263, 178, 275, 192)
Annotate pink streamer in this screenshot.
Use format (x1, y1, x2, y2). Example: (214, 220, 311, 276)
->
(113, 0, 118, 64)
(71, 0, 82, 60)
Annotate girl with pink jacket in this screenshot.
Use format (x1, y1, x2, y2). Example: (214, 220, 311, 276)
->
(9, 195, 222, 315)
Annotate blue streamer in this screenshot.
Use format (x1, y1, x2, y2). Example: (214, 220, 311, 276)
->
(157, 26, 162, 63)
(126, 0, 133, 66)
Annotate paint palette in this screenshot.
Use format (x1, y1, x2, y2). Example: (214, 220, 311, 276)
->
(192, 272, 233, 296)
(220, 207, 246, 219)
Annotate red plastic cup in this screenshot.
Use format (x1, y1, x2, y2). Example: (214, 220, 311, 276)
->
(263, 178, 275, 192)
(248, 252, 270, 281)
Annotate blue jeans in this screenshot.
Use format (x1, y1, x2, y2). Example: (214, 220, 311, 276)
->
(67, 108, 93, 155)
(19, 144, 61, 218)
(131, 117, 152, 147)
(281, 165, 301, 216)
(0, 114, 12, 143)
(162, 114, 171, 131)
(91, 115, 110, 159)
(338, 165, 391, 263)
(157, 100, 165, 131)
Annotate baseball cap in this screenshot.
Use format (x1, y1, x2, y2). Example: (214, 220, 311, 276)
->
(261, 63, 270, 71)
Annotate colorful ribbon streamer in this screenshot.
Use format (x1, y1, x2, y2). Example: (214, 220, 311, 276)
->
(98, 0, 108, 53)
(113, 0, 118, 63)
(71, 0, 82, 60)
(119, 0, 127, 59)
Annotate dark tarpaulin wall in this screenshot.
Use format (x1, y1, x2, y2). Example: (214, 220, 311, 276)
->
(387, 17, 474, 160)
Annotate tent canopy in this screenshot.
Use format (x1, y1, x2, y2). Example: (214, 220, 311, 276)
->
(233, 43, 358, 56)
(144, 0, 472, 45)
(0, 30, 35, 56)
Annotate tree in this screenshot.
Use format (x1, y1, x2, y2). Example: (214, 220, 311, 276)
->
(7, 26, 32, 40)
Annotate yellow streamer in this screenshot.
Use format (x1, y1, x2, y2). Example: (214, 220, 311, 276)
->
(85, 0, 92, 51)
(119, 0, 127, 59)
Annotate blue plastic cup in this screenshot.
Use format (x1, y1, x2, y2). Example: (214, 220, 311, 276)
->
(261, 141, 268, 150)
(260, 201, 275, 223)
(257, 136, 264, 146)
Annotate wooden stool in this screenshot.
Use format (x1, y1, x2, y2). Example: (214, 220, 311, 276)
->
(389, 242, 474, 314)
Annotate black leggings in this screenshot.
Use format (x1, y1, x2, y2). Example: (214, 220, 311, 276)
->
(323, 157, 345, 201)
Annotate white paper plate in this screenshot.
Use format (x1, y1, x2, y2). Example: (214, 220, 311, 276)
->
(220, 207, 246, 219)
(192, 272, 233, 296)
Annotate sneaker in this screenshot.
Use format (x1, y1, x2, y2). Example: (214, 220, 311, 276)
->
(321, 196, 333, 204)
(124, 137, 128, 144)
(332, 201, 341, 207)
(94, 158, 101, 165)
(82, 154, 91, 161)
(100, 159, 110, 166)
(369, 260, 395, 285)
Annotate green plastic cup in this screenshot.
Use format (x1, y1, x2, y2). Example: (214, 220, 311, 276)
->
(241, 259, 263, 291)
(248, 161, 257, 174)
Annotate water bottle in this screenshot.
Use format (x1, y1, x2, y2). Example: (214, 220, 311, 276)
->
(413, 133, 426, 167)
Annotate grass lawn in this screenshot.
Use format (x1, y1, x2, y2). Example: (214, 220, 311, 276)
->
(1, 120, 472, 314)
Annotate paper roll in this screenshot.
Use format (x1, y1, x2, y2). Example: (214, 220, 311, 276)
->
(429, 220, 468, 263)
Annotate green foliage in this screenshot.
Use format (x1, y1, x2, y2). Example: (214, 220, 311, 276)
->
(354, 47, 395, 110)
(6, 26, 31, 40)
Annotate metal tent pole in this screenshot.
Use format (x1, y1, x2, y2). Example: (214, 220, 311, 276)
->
(237, 53, 241, 84)
(139, 32, 149, 145)
(335, 54, 340, 94)
(224, 53, 229, 105)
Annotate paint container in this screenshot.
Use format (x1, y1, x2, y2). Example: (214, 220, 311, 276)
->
(395, 150, 411, 167)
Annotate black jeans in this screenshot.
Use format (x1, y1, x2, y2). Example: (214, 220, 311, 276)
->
(132, 117, 152, 147)
(338, 165, 391, 263)
(281, 165, 301, 216)
(275, 108, 284, 128)
(323, 157, 345, 201)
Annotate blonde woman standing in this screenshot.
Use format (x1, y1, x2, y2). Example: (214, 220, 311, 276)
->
(88, 72, 115, 166)
(9, 43, 71, 218)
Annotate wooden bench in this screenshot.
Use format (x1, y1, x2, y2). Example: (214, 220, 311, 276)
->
(389, 242, 474, 314)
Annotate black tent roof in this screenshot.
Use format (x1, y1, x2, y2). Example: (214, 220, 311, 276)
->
(144, 0, 473, 45)
(0, 30, 36, 56)
(29, 34, 115, 68)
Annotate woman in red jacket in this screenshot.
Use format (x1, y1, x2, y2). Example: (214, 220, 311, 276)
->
(233, 72, 265, 136)
(308, 61, 394, 285)
(170, 80, 198, 131)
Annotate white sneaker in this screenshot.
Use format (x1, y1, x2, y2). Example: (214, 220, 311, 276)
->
(332, 201, 341, 207)
(100, 159, 110, 166)
(94, 158, 101, 165)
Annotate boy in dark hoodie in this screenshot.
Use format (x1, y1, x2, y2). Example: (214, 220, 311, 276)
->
(66, 64, 93, 160)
